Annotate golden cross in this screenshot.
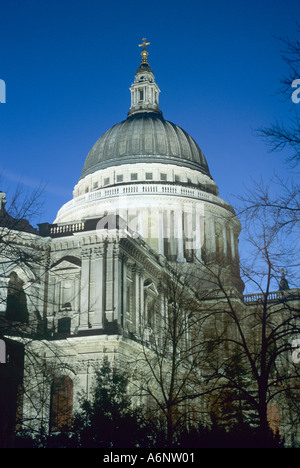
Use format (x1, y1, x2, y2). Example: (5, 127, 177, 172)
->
(139, 38, 150, 50)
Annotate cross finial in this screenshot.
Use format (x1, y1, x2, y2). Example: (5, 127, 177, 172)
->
(138, 38, 151, 65)
(139, 38, 150, 50)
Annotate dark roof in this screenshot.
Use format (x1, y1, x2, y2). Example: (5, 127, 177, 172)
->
(80, 113, 212, 180)
(135, 62, 153, 74)
(0, 205, 38, 235)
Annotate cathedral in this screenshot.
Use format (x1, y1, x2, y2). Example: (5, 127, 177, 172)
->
(0, 39, 299, 446)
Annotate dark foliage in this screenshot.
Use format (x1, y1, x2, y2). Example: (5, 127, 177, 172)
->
(71, 357, 153, 448)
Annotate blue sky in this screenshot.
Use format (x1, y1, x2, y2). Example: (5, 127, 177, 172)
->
(0, 0, 299, 235)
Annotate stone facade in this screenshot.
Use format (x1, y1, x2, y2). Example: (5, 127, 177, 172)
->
(0, 42, 299, 444)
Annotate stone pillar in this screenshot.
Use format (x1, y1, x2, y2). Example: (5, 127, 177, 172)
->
(168, 210, 177, 258)
(74, 274, 80, 330)
(79, 248, 91, 331)
(134, 266, 143, 337)
(195, 211, 202, 261)
(230, 228, 236, 260)
(93, 245, 105, 329)
(105, 242, 114, 320)
(47, 275, 55, 320)
(55, 279, 61, 312)
(138, 210, 144, 237)
(176, 208, 185, 262)
(130, 265, 137, 333)
(223, 224, 227, 257)
(140, 269, 144, 330)
(209, 214, 216, 256)
(113, 244, 122, 324)
(134, 267, 139, 334)
(121, 255, 128, 328)
(158, 210, 164, 256)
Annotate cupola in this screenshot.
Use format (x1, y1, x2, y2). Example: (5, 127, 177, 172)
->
(128, 38, 162, 117)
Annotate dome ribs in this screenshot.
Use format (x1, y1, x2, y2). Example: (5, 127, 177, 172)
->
(80, 114, 211, 179)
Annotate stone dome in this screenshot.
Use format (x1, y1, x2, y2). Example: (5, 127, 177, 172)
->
(80, 113, 212, 181)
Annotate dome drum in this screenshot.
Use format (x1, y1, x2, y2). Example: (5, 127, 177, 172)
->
(74, 162, 218, 199)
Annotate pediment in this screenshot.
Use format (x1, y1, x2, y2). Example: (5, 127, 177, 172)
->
(50, 256, 81, 273)
(144, 279, 158, 296)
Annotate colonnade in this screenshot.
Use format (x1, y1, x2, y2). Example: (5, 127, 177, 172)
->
(128, 204, 239, 264)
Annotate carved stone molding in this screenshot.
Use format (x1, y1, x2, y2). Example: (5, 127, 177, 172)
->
(81, 247, 92, 259)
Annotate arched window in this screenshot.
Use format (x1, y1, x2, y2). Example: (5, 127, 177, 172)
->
(6, 272, 29, 323)
(49, 376, 73, 432)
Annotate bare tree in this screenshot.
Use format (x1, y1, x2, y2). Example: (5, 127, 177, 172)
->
(233, 27, 300, 444)
(0, 186, 68, 447)
(132, 211, 300, 446)
(132, 263, 214, 446)
(199, 218, 300, 445)
(256, 27, 300, 167)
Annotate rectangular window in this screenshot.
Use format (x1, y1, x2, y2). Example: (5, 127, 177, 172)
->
(131, 173, 138, 181)
(104, 177, 110, 185)
(146, 172, 153, 180)
(175, 175, 180, 182)
(50, 376, 73, 433)
(160, 173, 167, 181)
(117, 174, 123, 183)
(139, 89, 144, 101)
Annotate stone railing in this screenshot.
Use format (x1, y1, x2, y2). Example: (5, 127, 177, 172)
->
(50, 223, 85, 235)
(56, 182, 234, 219)
(38, 222, 86, 237)
(243, 290, 299, 304)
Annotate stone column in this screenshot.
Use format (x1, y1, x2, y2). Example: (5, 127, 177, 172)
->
(138, 210, 144, 237)
(121, 255, 128, 328)
(105, 242, 114, 320)
(168, 210, 176, 258)
(55, 279, 61, 312)
(195, 211, 202, 261)
(139, 269, 144, 331)
(129, 264, 137, 333)
(230, 227, 236, 260)
(133, 267, 140, 333)
(209, 214, 216, 256)
(223, 224, 227, 258)
(93, 245, 104, 329)
(74, 274, 80, 330)
(79, 248, 91, 331)
(158, 210, 164, 256)
(113, 244, 122, 324)
(135, 266, 144, 337)
(47, 275, 55, 319)
(176, 208, 185, 262)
